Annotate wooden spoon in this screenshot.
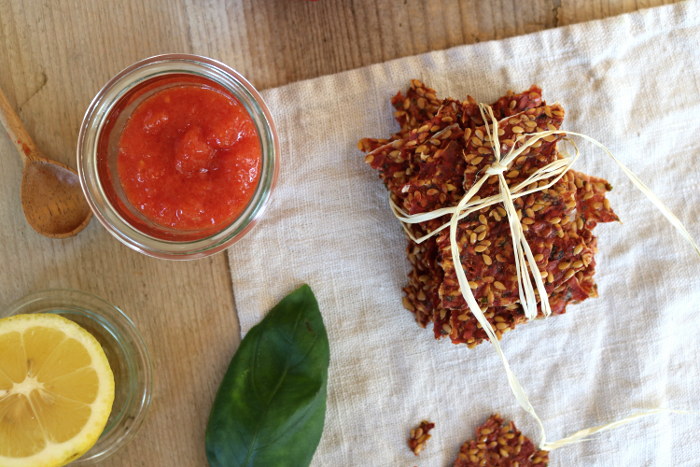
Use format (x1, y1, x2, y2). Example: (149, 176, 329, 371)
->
(0, 86, 91, 238)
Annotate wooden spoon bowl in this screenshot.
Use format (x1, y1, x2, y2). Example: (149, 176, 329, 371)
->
(1, 86, 92, 238)
(21, 158, 92, 238)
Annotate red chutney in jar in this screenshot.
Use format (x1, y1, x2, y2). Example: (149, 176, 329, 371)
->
(117, 85, 261, 231)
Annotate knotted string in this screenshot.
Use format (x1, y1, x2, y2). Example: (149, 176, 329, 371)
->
(390, 103, 700, 450)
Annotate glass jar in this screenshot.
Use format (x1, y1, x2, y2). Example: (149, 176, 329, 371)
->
(77, 54, 279, 260)
(1, 289, 153, 464)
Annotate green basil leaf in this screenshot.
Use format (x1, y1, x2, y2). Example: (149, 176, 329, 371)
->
(206, 284, 329, 467)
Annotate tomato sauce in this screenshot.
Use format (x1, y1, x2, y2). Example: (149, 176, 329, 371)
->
(117, 85, 261, 231)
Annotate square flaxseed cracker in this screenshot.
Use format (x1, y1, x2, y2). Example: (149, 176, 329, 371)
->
(364, 84, 547, 331)
(362, 86, 559, 331)
(395, 103, 564, 320)
(441, 169, 613, 346)
(394, 97, 553, 333)
(360, 82, 545, 208)
(435, 104, 567, 311)
(443, 169, 617, 346)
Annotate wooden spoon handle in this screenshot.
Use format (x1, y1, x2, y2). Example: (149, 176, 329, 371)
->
(0, 86, 39, 164)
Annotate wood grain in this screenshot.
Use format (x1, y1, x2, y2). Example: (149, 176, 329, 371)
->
(0, 0, 680, 465)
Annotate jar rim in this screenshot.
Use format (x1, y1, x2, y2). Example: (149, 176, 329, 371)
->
(77, 54, 279, 260)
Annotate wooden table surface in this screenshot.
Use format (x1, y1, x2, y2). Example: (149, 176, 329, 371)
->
(0, 0, 679, 465)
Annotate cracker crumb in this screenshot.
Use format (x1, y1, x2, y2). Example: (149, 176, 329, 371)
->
(408, 420, 435, 456)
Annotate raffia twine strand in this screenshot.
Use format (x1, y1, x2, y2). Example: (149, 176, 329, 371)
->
(479, 104, 550, 319)
(391, 103, 700, 450)
(539, 409, 694, 451)
(560, 130, 700, 258)
(447, 177, 548, 444)
(389, 155, 575, 242)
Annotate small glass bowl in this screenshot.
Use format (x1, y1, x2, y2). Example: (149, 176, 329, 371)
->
(77, 54, 279, 260)
(1, 289, 152, 464)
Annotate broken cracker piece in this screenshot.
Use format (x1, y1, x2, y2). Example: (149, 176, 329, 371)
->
(408, 420, 435, 456)
(453, 414, 548, 467)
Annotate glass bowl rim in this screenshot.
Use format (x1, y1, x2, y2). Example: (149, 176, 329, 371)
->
(0, 288, 153, 464)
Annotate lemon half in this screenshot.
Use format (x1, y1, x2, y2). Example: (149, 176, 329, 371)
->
(0, 313, 115, 467)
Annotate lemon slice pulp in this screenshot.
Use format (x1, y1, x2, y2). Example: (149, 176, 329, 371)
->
(0, 313, 115, 467)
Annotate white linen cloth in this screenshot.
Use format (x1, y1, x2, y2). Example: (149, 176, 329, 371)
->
(228, 1, 700, 465)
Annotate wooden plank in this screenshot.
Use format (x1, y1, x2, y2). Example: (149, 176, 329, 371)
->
(558, 0, 679, 26)
(0, 2, 234, 466)
(184, 0, 556, 89)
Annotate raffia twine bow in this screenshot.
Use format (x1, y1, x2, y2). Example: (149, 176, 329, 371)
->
(391, 103, 700, 451)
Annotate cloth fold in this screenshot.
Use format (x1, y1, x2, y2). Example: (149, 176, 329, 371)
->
(228, 1, 700, 464)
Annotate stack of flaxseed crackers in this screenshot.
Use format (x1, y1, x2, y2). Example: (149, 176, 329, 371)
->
(359, 81, 618, 347)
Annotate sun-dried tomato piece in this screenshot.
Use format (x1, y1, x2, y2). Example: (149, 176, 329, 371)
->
(454, 414, 549, 466)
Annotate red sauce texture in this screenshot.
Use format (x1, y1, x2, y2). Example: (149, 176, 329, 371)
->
(117, 85, 261, 230)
